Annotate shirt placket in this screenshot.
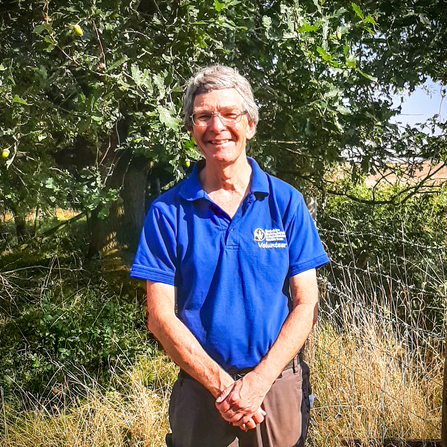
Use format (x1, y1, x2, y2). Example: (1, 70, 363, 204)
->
(224, 193, 255, 247)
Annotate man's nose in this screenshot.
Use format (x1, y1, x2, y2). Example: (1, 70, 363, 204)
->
(208, 113, 227, 131)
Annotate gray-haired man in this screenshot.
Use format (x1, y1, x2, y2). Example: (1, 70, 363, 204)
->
(131, 65, 329, 447)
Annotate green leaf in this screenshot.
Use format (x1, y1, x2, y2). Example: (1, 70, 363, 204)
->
(43, 43, 55, 53)
(43, 35, 55, 52)
(336, 104, 351, 115)
(317, 46, 332, 62)
(141, 72, 153, 94)
(158, 106, 180, 131)
(131, 64, 142, 86)
(298, 22, 318, 33)
(33, 23, 52, 35)
(108, 55, 128, 71)
(357, 69, 377, 82)
(153, 73, 166, 99)
(45, 178, 55, 189)
(363, 14, 375, 25)
(343, 44, 350, 58)
(352, 3, 363, 20)
(346, 55, 356, 68)
(36, 65, 48, 80)
(12, 95, 28, 105)
(214, 0, 225, 12)
(262, 16, 272, 30)
(418, 13, 430, 25)
(334, 7, 348, 18)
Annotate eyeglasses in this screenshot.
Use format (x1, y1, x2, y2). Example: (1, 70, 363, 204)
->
(190, 110, 248, 127)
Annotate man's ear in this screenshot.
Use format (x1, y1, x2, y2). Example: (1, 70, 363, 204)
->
(246, 121, 256, 140)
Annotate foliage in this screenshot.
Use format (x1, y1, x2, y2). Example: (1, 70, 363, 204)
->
(1, 0, 446, 249)
(0, 227, 152, 399)
(319, 180, 447, 330)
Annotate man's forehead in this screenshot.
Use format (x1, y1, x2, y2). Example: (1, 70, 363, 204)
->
(193, 87, 243, 110)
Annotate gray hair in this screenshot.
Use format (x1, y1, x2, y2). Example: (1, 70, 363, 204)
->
(183, 65, 259, 131)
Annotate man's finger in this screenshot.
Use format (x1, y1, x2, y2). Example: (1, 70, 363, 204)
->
(251, 409, 265, 425)
(236, 418, 257, 430)
(223, 412, 244, 423)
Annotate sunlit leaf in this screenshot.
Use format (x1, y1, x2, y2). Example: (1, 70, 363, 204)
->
(158, 106, 180, 131)
(352, 3, 363, 19)
(214, 0, 225, 12)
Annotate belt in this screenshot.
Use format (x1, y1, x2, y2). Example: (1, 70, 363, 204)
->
(179, 352, 304, 382)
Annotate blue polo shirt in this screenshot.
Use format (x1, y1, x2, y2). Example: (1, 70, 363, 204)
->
(131, 157, 329, 372)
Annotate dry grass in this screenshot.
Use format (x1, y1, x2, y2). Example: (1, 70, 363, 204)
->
(307, 319, 442, 446)
(0, 261, 444, 446)
(306, 255, 445, 447)
(1, 355, 178, 447)
(1, 208, 79, 224)
(2, 312, 442, 447)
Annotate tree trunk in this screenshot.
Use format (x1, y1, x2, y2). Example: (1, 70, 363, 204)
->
(87, 152, 152, 258)
(122, 156, 151, 252)
(14, 214, 26, 241)
(87, 148, 132, 258)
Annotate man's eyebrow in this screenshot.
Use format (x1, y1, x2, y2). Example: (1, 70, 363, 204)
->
(193, 105, 242, 113)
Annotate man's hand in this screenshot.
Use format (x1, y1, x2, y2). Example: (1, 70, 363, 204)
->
(215, 371, 271, 429)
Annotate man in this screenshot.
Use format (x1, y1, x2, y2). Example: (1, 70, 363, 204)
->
(131, 65, 329, 447)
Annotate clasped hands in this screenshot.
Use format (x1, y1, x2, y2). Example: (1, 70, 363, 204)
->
(215, 370, 271, 431)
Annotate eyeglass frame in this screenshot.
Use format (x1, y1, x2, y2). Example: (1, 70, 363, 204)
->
(190, 110, 249, 127)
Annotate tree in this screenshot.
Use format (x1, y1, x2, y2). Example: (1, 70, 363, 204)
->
(0, 0, 446, 254)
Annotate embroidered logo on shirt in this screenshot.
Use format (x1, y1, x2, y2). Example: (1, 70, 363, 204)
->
(253, 228, 265, 241)
(253, 228, 287, 248)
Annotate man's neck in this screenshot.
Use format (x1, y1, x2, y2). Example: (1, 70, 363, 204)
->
(199, 156, 252, 218)
(200, 156, 252, 195)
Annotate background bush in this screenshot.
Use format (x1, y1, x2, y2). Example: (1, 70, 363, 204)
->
(0, 226, 151, 402)
(319, 181, 447, 333)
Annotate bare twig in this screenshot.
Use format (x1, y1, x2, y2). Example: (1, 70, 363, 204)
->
(92, 21, 106, 66)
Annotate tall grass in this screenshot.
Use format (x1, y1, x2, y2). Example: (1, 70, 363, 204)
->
(307, 238, 445, 446)
(1, 232, 445, 446)
(308, 303, 443, 446)
(1, 355, 178, 447)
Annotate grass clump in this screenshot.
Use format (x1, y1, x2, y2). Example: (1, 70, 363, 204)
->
(1, 354, 178, 447)
(306, 257, 444, 446)
(308, 318, 442, 446)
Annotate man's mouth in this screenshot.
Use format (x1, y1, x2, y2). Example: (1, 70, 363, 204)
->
(209, 139, 231, 145)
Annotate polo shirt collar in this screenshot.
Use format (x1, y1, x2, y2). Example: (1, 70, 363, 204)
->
(249, 157, 269, 196)
(179, 157, 269, 202)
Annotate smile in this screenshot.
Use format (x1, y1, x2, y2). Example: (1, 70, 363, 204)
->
(209, 140, 231, 144)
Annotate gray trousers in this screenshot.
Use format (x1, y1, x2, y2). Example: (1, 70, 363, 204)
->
(167, 359, 311, 447)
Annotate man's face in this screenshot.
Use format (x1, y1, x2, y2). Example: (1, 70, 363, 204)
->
(190, 88, 256, 165)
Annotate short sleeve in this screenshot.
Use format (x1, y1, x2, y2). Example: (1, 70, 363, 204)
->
(130, 205, 177, 285)
(286, 196, 329, 277)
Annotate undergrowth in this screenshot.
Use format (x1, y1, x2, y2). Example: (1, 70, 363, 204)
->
(1, 183, 446, 446)
(0, 223, 149, 403)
